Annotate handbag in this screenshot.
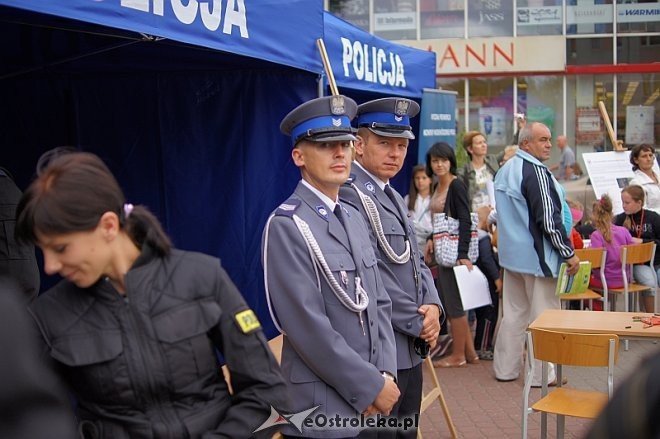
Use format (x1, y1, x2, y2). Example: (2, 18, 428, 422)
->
(433, 212, 479, 267)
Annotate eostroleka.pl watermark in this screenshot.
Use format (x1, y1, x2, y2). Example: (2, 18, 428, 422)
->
(254, 406, 419, 434)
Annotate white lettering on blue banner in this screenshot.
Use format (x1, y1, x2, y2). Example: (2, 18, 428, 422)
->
(121, 0, 249, 37)
(340, 37, 406, 88)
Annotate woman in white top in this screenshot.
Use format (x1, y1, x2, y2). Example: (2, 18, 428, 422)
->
(628, 143, 660, 214)
(404, 164, 433, 251)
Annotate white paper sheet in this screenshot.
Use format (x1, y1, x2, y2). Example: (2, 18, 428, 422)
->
(453, 265, 493, 311)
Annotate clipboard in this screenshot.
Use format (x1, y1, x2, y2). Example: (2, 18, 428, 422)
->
(453, 265, 493, 311)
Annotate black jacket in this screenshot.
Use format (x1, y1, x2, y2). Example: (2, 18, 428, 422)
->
(29, 246, 289, 439)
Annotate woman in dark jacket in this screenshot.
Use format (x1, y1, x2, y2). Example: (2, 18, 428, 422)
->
(15, 150, 289, 438)
(424, 142, 479, 368)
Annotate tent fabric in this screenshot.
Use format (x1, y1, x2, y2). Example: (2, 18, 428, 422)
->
(0, 8, 318, 336)
(0, 3, 436, 337)
(0, 0, 324, 73)
(323, 12, 436, 98)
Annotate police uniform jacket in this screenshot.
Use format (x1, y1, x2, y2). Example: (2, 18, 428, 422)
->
(262, 182, 397, 438)
(29, 245, 288, 439)
(340, 165, 442, 370)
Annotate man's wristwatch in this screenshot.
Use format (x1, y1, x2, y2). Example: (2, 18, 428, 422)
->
(381, 371, 396, 383)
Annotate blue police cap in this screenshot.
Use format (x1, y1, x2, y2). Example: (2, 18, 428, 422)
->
(356, 97, 420, 140)
(280, 95, 358, 146)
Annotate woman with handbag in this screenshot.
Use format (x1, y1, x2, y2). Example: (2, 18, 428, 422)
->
(424, 142, 480, 368)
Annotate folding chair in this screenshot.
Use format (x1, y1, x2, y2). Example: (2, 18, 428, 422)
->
(560, 247, 607, 310)
(521, 328, 619, 439)
(607, 242, 656, 313)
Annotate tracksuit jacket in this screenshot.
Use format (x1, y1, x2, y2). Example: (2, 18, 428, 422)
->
(494, 149, 574, 278)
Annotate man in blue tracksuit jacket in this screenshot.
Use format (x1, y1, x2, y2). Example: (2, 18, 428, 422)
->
(493, 121, 579, 385)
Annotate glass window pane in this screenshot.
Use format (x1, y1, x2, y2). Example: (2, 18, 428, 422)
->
(617, 73, 659, 147)
(420, 0, 465, 39)
(374, 0, 417, 40)
(617, 0, 660, 34)
(567, 74, 615, 154)
(468, 0, 514, 37)
(468, 77, 514, 150)
(438, 78, 465, 134)
(567, 0, 613, 35)
(516, 0, 563, 36)
(518, 76, 565, 167)
(618, 36, 660, 64)
(328, 0, 370, 31)
(566, 38, 614, 65)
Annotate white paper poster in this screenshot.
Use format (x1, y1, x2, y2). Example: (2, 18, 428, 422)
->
(582, 150, 660, 214)
(478, 107, 507, 147)
(625, 106, 654, 145)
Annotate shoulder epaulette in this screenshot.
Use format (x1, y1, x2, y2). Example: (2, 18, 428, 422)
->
(274, 199, 301, 217)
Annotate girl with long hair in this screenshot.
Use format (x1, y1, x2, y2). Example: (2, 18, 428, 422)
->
(588, 195, 633, 291)
(404, 164, 433, 251)
(612, 185, 660, 312)
(425, 142, 479, 368)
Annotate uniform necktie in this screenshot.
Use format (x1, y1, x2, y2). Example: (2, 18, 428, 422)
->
(334, 204, 346, 228)
(384, 184, 407, 225)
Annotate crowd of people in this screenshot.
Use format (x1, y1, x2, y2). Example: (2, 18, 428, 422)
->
(1, 93, 658, 438)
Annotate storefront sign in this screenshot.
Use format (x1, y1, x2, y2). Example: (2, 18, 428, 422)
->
(566, 4, 612, 25)
(516, 6, 562, 26)
(617, 3, 660, 23)
(374, 12, 416, 31)
(401, 36, 565, 75)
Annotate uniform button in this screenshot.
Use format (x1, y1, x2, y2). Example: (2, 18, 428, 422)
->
(350, 397, 357, 403)
(370, 319, 374, 326)
(406, 322, 412, 329)
(391, 226, 395, 231)
(340, 263, 344, 268)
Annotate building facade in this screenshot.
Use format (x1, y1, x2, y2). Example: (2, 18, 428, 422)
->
(327, 0, 660, 165)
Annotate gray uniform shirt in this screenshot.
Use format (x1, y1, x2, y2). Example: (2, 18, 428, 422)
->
(262, 182, 397, 438)
(340, 164, 443, 370)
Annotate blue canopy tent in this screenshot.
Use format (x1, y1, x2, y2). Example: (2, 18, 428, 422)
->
(322, 12, 436, 191)
(0, 0, 324, 335)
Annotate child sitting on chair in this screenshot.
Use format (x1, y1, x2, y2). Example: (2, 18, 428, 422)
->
(589, 195, 634, 310)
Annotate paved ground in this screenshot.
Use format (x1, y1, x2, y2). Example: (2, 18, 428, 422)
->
(418, 338, 660, 438)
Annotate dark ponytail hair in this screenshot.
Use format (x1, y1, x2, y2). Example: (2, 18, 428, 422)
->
(15, 149, 171, 256)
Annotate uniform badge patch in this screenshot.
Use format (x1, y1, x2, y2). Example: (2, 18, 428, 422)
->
(365, 181, 375, 193)
(235, 309, 261, 334)
(316, 205, 329, 220)
(395, 99, 410, 116)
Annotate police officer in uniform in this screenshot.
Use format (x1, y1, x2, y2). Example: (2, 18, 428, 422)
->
(262, 95, 399, 438)
(339, 98, 442, 438)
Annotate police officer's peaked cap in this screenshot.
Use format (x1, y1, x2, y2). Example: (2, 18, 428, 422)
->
(356, 97, 420, 140)
(280, 95, 358, 146)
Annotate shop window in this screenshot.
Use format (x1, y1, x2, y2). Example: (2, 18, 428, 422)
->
(567, 75, 615, 152)
(468, 77, 514, 149)
(567, 0, 614, 35)
(516, 0, 563, 36)
(328, 0, 370, 32)
(617, 36, 660, 64)
(617, 0, 660, 34)
(617, 73, 659, 147)
(374, 0, 417, 40)
(438, 78, 466, 134)
(566, 38, 614, 65)
(468, 0, 514, 38)
(420, 0, 465, 39)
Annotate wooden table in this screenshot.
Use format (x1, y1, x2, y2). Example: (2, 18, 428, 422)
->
(529, 309, 660, 340)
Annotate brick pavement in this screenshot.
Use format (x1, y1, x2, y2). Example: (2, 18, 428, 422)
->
(419, 339, 660, 438)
